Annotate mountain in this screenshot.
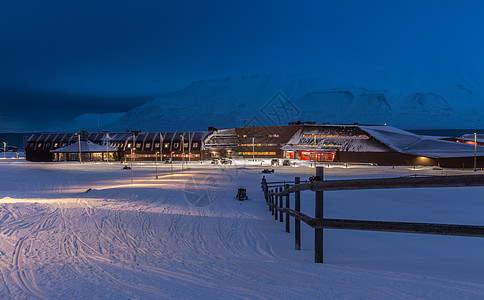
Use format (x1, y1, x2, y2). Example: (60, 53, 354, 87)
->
(64, 113, 125, 132)
(75, 68, 484, 132)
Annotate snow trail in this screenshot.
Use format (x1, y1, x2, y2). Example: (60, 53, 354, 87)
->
(0, 161, 484, 298)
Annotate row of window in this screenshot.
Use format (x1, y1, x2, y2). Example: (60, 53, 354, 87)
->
(30, 141, 199, 150)
(241, 152, 277, 156)
(238, 134, 280, 138)
(126, 142, 198, 150)
(30, 142, 67, 149)
(239, 143, 280, 147)
(302, 134, 369, 139)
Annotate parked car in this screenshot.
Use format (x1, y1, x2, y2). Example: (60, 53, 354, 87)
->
(282, 159, 291, 166)
(271, 159, 279, 166)
(164, 157, 172, 164)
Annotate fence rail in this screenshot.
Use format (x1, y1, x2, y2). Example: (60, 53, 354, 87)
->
(260, 168, 484, 263)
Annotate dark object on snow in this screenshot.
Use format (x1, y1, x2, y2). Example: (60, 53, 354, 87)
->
(164, 157, 172, 164)
(221, 158, 232, 165)
(262, 169, 274, 174)
(85, 188, 93, 193)
(236, 188, 248, 201)
(271, 159, 279, 166)
(122, 165, 131, 170)
(309, 175, 321, 182)
(282, 159, 290, 166)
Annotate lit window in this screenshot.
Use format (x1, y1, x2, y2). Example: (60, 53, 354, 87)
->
(136, 143, 141, 148)
(146, 143, 151, 148)
(184, 143, 188, 148)
(127, 143, 131, 148)
(38, 143, 42, 148)
(155, 143, 160, 148)
(54, 143, 58, 148)
(164, 143, 169, 148)
(193, 142, 198, 148)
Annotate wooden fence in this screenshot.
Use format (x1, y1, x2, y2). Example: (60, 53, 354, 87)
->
(260, 167, 484, 263)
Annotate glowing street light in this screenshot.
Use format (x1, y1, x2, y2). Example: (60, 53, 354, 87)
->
(155, 151, 159, 179)
(74, 133, 82, 164)
(106, 133, 111, 163)
(131, 132, 136, 184)
(159, 132, 164, 165)
(474, 132, 477, 172)
(170, 151, 174, 175)
(180, 134, 185, 168)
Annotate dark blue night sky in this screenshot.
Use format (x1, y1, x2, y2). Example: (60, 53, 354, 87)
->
(1, 0, 484, 131)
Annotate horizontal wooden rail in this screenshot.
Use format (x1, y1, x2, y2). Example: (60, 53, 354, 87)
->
(269, 204, 484, 237)
(262, 168, 484, 263)
(270, 174, 484, 196)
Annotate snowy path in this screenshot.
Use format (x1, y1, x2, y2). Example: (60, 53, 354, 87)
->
(0, 160, 484, 298)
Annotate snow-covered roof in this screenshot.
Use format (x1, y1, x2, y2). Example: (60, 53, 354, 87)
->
(360, 125, 484, 158)
(281, 125, 390, 152)
(459, 134, 484, 144)
(51, 140, 118, 153)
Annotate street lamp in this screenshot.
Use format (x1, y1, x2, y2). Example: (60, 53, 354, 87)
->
(159, 132, 164, 165)
(180, 134, 185, 168)
(131, 132, 136, 184)
(170, 151, 174, 175)
(188, 132, 192, 164)
(474, 132, 477, 172)
(3, 142, 5, 159)
(252, 136, 255, 162)
(106, 133, 110, 163)
(74, 133, 82, 164)
(155, 151, 159, 179)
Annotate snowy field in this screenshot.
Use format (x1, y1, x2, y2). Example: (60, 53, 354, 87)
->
(0, 158, 484, 299)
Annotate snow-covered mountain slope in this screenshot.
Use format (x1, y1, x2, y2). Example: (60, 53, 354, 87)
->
(64, 113, 125, 132)
(87, 68, 484, 132)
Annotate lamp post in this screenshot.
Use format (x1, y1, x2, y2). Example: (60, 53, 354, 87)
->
(131, 132, 136, 184)
(474, 132, 477, 172)
(252, 136, 255, 162)
(106, 133, 110, 163)
(170, 151, 174, 175)
(3, 142, 5, 159)
(188, 132, 192, 164)
(160, 132, 163, 164)
(155, 151, 159, 179)
(74, 133, 82, 164)
(180, 134, 185, 169)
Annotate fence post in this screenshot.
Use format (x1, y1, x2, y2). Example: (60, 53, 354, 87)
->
(269, 190, 272, 211)
(314, 167, 324, 263)
(275, 188, 278, 220)
(279, 187, 283, 223)
(295, 177, 301, 250)
(271, 190, 275, 214)
(285, 184, 290, 233)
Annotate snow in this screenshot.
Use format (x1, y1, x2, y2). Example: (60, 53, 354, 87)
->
(1, 159, 484, 298)
(67, 70, 484, 133)
(51, 140, 118, 153)
(361, 125, 484, 158)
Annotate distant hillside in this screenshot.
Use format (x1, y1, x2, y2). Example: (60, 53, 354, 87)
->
(73, 68, 484, 132)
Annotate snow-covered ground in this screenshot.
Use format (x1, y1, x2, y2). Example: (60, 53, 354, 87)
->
(0, 159, 484, 299)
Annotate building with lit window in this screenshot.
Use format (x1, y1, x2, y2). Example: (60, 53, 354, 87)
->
(26, 130, 212, 162)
